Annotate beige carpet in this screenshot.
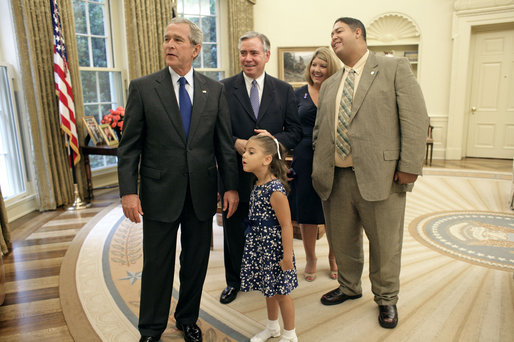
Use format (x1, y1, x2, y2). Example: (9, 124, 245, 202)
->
(61, 169, 514, 342)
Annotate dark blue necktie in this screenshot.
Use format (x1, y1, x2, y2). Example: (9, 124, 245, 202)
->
(178, 77, 192, 138)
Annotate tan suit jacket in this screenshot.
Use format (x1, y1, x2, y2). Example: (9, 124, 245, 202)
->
(312, 53, 428, 202)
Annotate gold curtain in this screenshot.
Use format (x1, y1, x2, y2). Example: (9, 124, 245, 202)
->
(124, 0, 177, 80)
(10, 0, 88, 210)
(227, 0, 255, 77)
(0, 187, 12, 256)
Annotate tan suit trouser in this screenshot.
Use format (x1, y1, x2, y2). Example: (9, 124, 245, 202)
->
(323, 167, 406, 305)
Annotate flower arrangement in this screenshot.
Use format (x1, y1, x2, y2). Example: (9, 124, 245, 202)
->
(101, 106, 125, 137)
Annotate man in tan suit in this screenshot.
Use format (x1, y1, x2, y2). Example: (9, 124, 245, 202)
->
(312, 17, 428, 329)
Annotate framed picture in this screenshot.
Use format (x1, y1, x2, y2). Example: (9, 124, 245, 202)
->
(277, 46, 323, 88)
(82, 116, 103, 145)
(99, 123, 119, 146)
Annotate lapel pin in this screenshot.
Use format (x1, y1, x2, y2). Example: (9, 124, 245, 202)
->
(202, 90, 207, 94)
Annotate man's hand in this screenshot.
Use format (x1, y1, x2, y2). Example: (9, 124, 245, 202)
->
(394, 171, 418, 184)
(234, 138, 248, 156)
(223, 190, 239, 218)
(121, 194, 143, 223)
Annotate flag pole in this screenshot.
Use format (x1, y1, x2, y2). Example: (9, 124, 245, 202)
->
(51, 0, 90, 210)
(65, 141, 91, 211)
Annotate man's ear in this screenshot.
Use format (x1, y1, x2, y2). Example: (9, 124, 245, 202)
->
(354, 28, 362, 40)
(192, 44, 202, 59)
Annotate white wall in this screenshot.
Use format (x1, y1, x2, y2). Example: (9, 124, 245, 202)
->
(253, 0, 453, 120)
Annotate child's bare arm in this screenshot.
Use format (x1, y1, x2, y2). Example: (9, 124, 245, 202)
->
(270, 191, 294, 270)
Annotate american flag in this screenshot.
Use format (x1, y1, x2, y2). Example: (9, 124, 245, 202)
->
(51, 0, 80, 165)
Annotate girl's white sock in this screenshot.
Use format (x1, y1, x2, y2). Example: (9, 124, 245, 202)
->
(279, 328, 298, 342)
(250, 319, 281, 342)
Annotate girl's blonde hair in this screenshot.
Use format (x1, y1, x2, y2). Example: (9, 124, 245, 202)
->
(304, 47, 341, 85)
(248, 135, 290, 193)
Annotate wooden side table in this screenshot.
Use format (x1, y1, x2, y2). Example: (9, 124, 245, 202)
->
(80, 145, 118, 200)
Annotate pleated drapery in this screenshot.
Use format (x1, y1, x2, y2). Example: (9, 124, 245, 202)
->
(0, 187, 12, 256)
(10, 0, 88, 210)
(227, 0, 255, 77)
(124, 0, 177, 80)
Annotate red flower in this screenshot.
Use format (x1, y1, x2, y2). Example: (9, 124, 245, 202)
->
(101, 106, 125, 137)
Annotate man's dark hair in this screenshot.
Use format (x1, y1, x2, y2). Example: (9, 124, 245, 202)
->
(334, 17, 367, 42)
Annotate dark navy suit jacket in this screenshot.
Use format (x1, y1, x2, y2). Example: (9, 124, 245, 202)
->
(220, 72, 302, 201)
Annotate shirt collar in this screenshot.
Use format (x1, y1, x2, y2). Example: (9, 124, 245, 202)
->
(344, 50, 369, 76)
(243, 71, 265, 89)
(168, 66, 194, 87)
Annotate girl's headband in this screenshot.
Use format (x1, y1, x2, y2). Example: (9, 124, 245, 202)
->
(273, 138, 282, 160)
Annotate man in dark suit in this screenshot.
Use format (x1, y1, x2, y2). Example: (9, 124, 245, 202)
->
(312, 17, 428, 329)
(117, 18, 239, 342)
(218, 31, 302, 304)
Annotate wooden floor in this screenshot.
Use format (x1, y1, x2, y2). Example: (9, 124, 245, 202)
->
(0, 157, 511, 341)
(0, 191, 119, 341)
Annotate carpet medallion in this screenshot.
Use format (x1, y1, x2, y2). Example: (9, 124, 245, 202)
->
(62, 169, 514, 342)
(409, 211, 514, 271)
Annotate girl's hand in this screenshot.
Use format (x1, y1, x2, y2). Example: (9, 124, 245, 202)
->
(279, 257, 294, 271)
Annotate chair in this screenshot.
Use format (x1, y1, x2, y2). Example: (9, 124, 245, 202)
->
(425, 120, 434, 166)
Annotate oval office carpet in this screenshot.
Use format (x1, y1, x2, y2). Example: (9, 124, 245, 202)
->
(60, 168, 514, 342)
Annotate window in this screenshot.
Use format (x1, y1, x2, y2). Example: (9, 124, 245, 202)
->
(177, 0, 225, 80)
(0, 65, 26, 200)
(73, 0, 123, 170)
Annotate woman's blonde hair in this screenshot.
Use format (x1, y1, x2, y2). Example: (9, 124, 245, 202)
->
(248, 135, 290, 193)
(304, 47, 341, 85)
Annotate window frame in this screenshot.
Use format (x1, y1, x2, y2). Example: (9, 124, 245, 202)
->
(74, 0, 126, 172)
(176, 0, 227, 80)
(0, 64, 28, 202)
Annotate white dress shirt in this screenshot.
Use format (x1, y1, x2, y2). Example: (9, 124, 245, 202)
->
(243, 72, 265, 103)
(169, 67, 194, 106)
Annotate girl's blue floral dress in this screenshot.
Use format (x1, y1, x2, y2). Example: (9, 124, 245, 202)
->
(240, 179, 298, 297)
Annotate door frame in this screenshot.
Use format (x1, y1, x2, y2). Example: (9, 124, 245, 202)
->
(446, 4, 514, 160)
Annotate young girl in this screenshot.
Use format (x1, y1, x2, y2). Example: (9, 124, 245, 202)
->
(240, 134, 298, 342)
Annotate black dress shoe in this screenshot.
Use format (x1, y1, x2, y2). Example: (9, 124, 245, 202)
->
(139, 336, 160, 342)
(378, 304, 398, 329)
(176, 322, 202, 342)
(219, 286, 239, 304)
(320, 288, 362, 305)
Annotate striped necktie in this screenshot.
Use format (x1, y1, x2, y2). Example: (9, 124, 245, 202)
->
(336, 69, 355, 159)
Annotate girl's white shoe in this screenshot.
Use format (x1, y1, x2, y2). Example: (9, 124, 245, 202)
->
(250, 328, 281, 342)
(278, 328, 298, 342)
(278, 337, 298, 342)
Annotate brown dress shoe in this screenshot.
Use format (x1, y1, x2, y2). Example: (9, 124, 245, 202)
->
(378, 304, 398, 329)
(320, 288, 362, 305)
